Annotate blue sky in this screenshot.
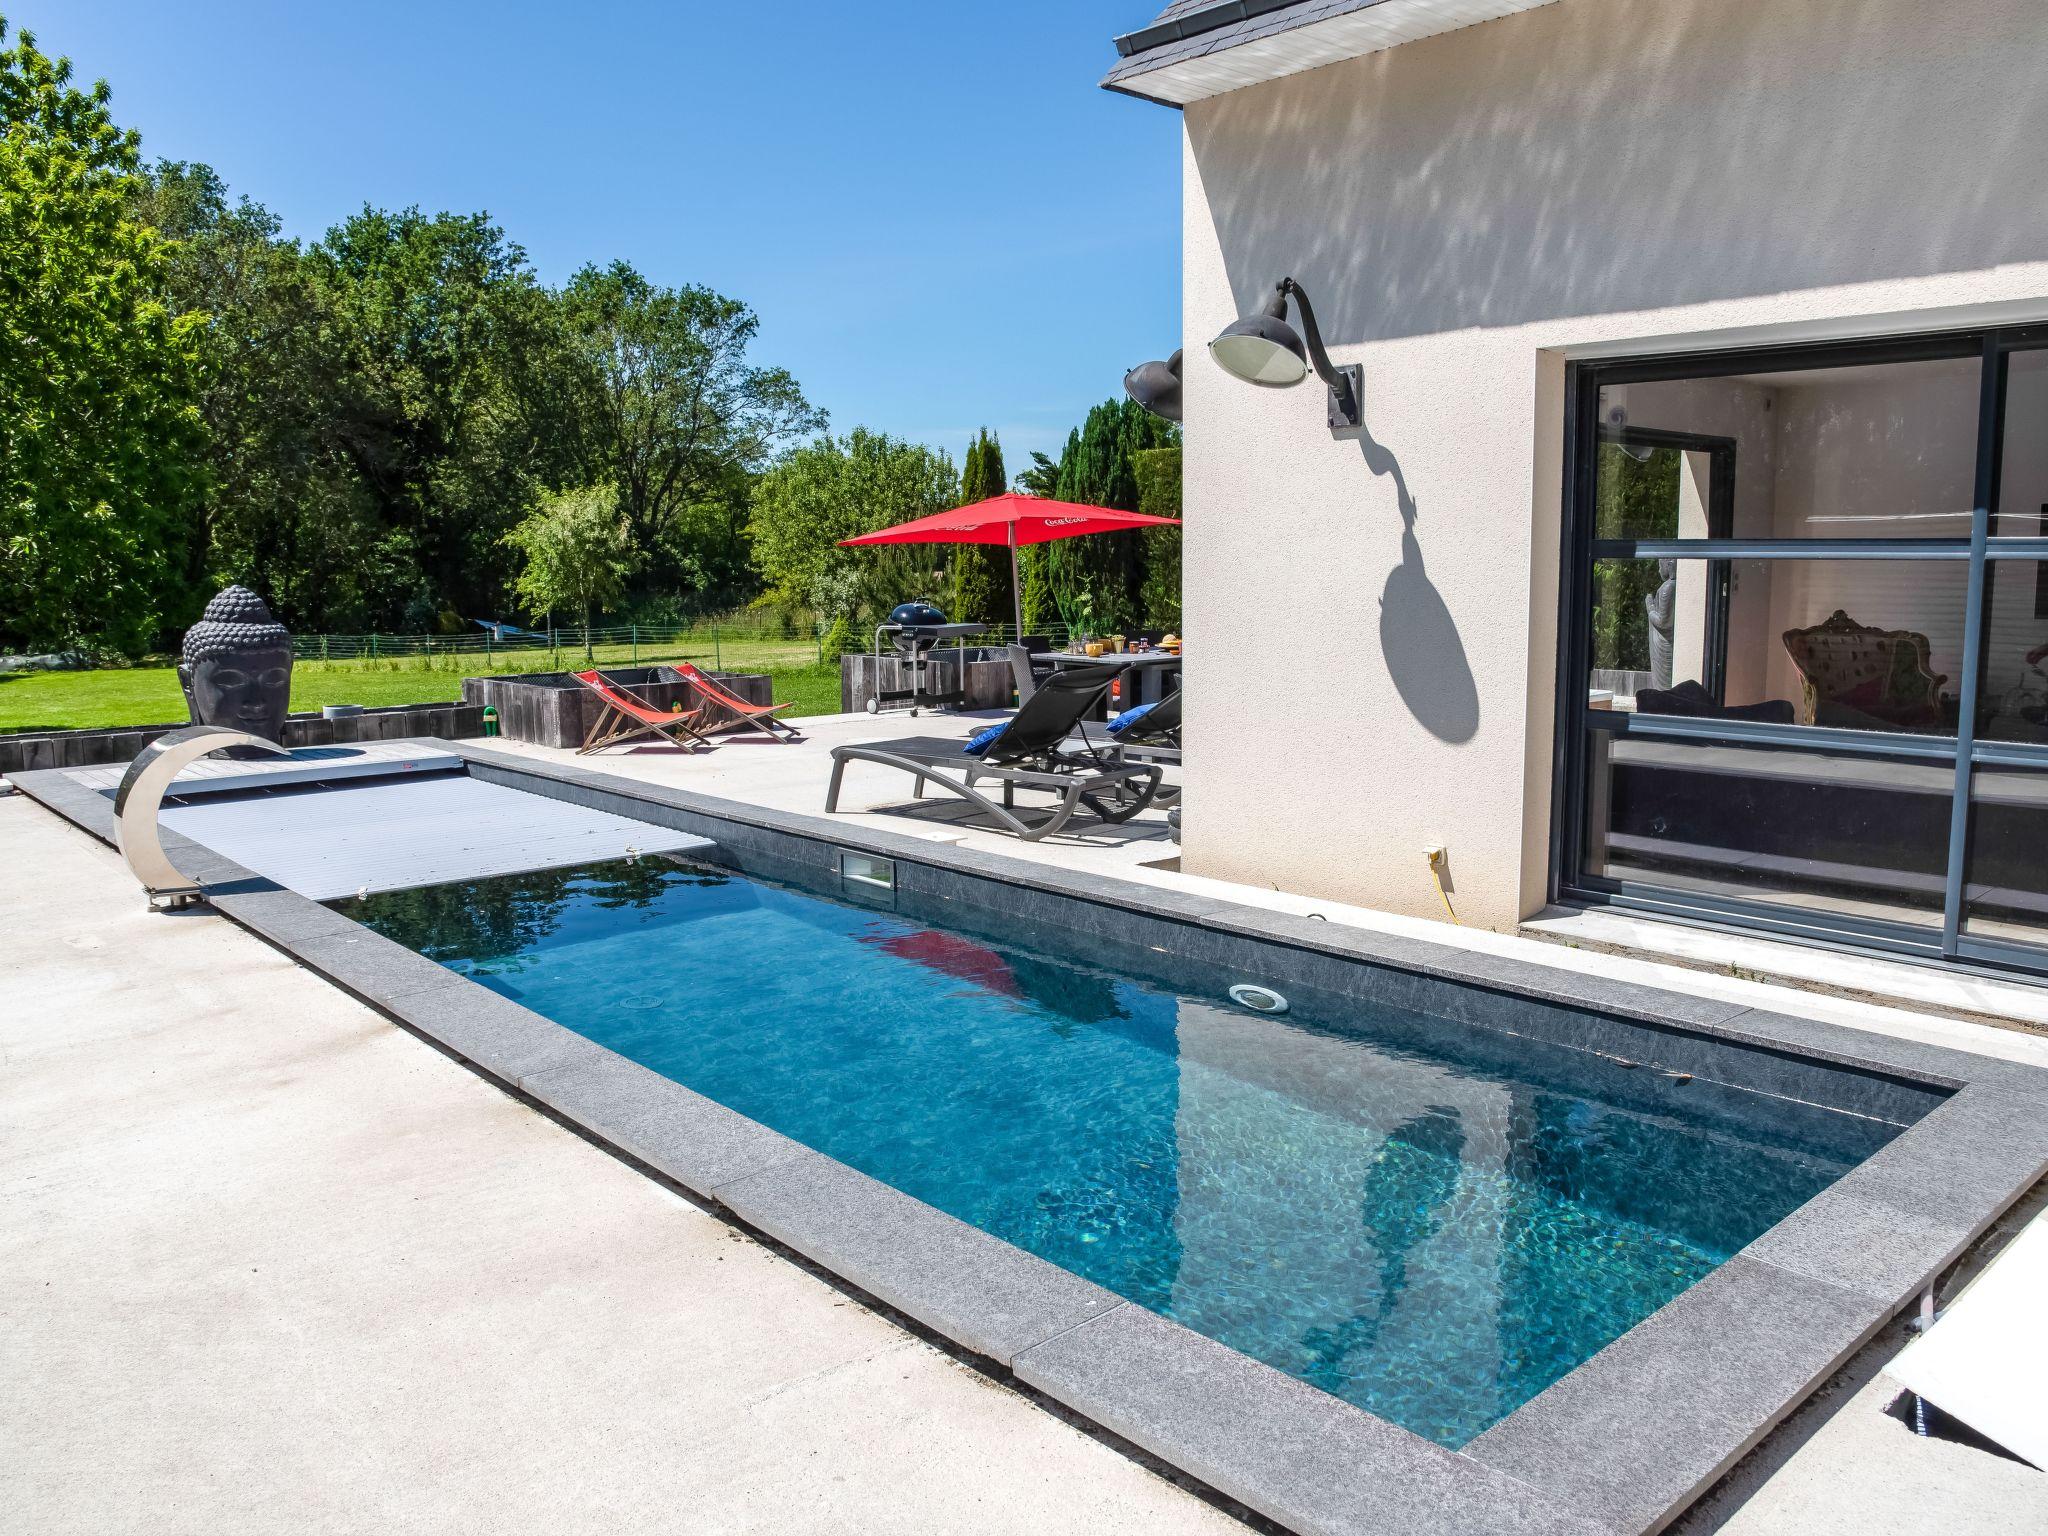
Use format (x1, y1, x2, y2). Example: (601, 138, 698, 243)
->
(31, 1, 1181, 468)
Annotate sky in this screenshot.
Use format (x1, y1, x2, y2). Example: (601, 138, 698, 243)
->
(30, 0, 1182, 468)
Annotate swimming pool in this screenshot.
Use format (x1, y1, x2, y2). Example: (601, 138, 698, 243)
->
(338, 853, 1897, 1449)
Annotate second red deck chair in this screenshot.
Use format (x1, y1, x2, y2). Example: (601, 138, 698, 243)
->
(672, 662, 804, 742)
(572, 670, 711, 754)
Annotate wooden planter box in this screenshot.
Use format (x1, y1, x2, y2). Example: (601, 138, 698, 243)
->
(0, 701, 485, 777)
(461, 667, 772, 750)
(839, 649, 1014, 715)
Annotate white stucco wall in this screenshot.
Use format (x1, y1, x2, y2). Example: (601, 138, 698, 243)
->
(1176, 0, 2048, 928)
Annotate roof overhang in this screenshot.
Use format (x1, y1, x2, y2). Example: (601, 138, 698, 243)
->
(1104, 0, 1561, 107)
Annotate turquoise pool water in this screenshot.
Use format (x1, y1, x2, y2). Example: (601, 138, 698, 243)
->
(338, 857, 1891, 1447)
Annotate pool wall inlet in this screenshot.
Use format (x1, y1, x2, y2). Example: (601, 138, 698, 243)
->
(13, 741, 2048, 1536)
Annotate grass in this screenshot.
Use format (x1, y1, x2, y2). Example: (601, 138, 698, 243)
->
(0, 637, 846, 734)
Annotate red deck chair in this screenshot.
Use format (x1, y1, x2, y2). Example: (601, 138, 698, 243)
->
(571, 670, 712, 754)
(672, 662, 803, 741)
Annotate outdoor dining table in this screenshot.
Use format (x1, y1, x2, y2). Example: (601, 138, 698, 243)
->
(1038, 648, 1183, 709)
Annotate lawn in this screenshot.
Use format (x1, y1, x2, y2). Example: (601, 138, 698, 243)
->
(0, 640, 845, 734)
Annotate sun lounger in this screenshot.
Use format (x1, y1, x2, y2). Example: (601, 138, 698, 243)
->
(1103, 688, 1181, 759)
(1887, 1206, 2048, 1467)
(571, 670, 711, 755)
(1090, 687, 1183, 803)
(672, 662, 803, 741)
(826, 665, 1162, 841)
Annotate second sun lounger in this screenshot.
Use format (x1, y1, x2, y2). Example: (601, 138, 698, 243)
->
(826, 665, 1161, 841)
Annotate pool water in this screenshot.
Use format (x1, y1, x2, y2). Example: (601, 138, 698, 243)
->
(339, 857, 1892, 1447)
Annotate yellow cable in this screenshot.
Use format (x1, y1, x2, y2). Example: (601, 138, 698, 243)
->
(1428, 854, 1461, 925)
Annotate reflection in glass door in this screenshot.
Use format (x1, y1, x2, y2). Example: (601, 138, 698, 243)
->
(1958, 347, 2048, 965)
(1560, 329, 2048, 978)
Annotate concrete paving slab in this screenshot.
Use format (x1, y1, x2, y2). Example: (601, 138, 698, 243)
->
(1467, 1257, 1889, 1534)
(1014, 1303, 1600, 1536)
(519, 1044, 808, 1190)
(286, 925, 478, 1006)
(715, 1148, 1127, 1366)
(388, 982, 600, 1084)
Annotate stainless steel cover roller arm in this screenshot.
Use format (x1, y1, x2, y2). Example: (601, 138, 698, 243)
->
(113, 725, 289, 908)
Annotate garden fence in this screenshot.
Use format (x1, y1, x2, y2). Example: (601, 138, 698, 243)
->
(291, 618, 1088, 671)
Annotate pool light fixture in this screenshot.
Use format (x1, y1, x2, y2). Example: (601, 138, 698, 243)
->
(1208, 277, 1362, 436)
(1228, 982, 1290, 1015)
(1123, 348, 1183, 423)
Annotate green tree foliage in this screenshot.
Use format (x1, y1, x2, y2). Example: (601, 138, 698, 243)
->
(1019, 399, 1180, 636)
(131, 162, 381, 629)
(557, 262, 823, 601)
(313, 205, 572, 629)
(1133, 444, 1183, 630)
(1014, 449, 1062, 632)
(749, 428, 957, 633)
(0, 22, 207, 652)
(503, 484, 637, 659)
(115, 156, 824, 637)
(950, 427, 1010, 626)
(1590, 444, 1680, 672)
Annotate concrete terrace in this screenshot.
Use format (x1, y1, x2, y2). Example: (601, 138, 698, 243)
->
(6, 718, 2047, 1533)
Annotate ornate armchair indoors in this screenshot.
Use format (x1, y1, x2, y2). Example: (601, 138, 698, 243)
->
(1782, 610, 1948, 731)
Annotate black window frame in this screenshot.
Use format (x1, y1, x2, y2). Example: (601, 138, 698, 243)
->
(1551, 322, 2048, 977)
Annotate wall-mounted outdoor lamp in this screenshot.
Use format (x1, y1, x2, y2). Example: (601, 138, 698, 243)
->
(1208, 277, 1362, 437)
(1123, 348, 1183, 423)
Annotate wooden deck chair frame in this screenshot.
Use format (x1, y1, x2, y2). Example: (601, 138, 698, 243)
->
(572, 670, 713, 755)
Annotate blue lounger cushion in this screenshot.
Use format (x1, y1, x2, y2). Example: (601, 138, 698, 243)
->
(1106, 702, 1156, 736)
(963, 723, 1010, 757)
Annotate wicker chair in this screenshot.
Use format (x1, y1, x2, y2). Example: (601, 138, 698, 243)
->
(1781, 610, 1947, 730)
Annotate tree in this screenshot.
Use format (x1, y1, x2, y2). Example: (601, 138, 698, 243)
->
(748, 428, 957, 633)
(1014, 448, 1063, 632)
(1590, 444, 1680, 673)
(1133, 444, 1183, 629)
(130, 161, 382, 630)
(0, 21, 207, 653)
(503, 484, 637, 659)
(1014, 450, 1060, 499)
(1049, 398, 1178, 634)
(950, 427, 1010, 626)
(314, 205, 571, 628)
(558, 262, 823, 603)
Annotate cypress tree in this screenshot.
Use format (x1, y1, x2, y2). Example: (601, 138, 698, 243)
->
(1043, 399, 1177, 634)
(951, 427, 1013, 627)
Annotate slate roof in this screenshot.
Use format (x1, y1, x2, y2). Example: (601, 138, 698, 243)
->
(1106, 0, 1379, 86)
(1104, 0, 1557, 106)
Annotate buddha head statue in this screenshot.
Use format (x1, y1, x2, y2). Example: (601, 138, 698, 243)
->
(179, 585, 293, 746)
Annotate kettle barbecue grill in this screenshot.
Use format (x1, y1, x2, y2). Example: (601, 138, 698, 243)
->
(869, 600, 984, 715)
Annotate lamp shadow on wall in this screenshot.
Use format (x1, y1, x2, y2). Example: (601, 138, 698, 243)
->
(1363, 425, 1480, 744)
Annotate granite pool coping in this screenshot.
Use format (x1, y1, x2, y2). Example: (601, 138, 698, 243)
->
(14, 747, 2048, 1536)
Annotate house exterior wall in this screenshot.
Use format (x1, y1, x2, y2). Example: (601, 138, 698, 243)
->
(1175, 0, 2048, 929)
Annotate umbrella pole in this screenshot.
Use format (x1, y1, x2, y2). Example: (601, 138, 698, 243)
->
(1008, 524, 1024, 640)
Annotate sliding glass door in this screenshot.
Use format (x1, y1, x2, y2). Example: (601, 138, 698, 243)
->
(1556, 327, 2048, 975)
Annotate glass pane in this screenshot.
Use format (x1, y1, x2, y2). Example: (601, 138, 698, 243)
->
(1597, 352, 1981, 540)
(1978, 559, 2048, 743)
(1961, 756, 2048, 949)
(1581, 728, 1953, 931)
(1990, 347, 2047, 538)
(1587, 558, 1963, 736)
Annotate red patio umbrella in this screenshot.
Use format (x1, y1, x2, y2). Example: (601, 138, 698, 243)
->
(838, 493, 1181, 636)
